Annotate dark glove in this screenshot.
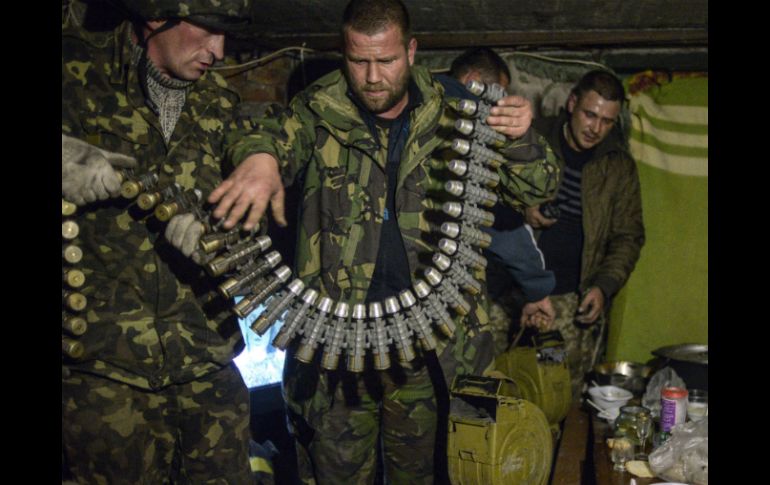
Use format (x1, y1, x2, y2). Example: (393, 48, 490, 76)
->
(62, 134, 137, 205)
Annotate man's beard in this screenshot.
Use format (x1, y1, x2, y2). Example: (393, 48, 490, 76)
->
(346, 67, 411, 115)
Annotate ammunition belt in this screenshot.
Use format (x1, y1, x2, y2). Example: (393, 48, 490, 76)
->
(62, 81, 513, 373)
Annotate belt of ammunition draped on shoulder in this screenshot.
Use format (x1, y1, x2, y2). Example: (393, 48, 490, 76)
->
(62, 198, 86, 367)
(255, 81, 513, 371)
(61, 81, 519, 373)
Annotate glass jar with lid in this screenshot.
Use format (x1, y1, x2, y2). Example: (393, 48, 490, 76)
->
(613, 405, 653, 449)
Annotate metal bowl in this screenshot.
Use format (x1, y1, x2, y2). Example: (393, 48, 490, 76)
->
(651, 343, 708, 390)
(592, 361, 652, 394)
(652, 343, 708, 365)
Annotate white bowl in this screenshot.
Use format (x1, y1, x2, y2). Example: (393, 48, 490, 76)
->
(588, 385, 633, 410)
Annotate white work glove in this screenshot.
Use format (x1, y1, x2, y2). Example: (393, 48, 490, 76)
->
(62, 134, 137, 205)
(165, 213, 208, 263)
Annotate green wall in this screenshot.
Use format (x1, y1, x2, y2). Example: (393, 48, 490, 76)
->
(607, 165, 708, 363)
(606, 74, 708, 364)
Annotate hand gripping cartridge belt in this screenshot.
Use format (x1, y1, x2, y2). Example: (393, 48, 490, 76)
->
(62, 81, 516, 374)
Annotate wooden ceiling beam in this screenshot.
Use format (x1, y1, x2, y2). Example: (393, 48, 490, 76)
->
(240, 29, 708, 51)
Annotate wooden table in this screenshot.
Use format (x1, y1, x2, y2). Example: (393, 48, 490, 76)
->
(550, 402, 671, 485)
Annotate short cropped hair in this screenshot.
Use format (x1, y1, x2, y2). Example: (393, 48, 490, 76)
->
(449, 47, 511, 86)
(341, 0, 411, 45)
(572, 70, 626, 105)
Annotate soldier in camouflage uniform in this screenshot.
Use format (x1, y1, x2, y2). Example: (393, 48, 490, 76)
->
(61, 1, 256, 483)
(207, 1, 559, 483)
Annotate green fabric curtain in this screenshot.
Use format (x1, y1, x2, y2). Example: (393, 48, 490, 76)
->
(607, 72, 708, 364)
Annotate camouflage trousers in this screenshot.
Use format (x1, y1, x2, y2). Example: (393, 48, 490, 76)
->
(282, 325, 494, 485)
(486, 293, 520, 357)
(283, 352, 440, 485)
(62, 364, 253, 485)
(551, 292, 604, 401)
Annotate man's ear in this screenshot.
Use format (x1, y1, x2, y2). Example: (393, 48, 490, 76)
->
(566, 93, 577, 114)
(407, 37, 417, 66)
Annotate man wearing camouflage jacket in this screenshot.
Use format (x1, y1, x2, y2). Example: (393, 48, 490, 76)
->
(209, 1, 559, 483)
(61, 1, 256, 482)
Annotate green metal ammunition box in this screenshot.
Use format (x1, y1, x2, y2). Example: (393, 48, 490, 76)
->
(447, 375, 552, 485)
(494, 331, 572, 433)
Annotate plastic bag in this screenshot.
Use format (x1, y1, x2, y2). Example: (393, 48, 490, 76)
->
(641, 366, 687, 418)
(648, 417, 708, 485)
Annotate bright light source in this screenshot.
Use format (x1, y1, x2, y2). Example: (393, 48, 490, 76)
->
(232, 300, 286, 388)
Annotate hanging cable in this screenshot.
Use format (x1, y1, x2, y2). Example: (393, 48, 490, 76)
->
(210, 45, 327, 76)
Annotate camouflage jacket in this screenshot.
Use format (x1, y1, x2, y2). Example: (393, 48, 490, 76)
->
(534, 111, 645, 300)
(230, 66, 559, 371)
(62, 21, 251, 390)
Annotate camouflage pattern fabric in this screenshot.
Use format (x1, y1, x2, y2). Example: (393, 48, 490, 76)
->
(283, 321, 494, 485)
(62, 365, 252, 484)
(550, 292, 603, 400)
(230, 65, 559, 484)
(62, 19, 254, 389)
(486, 292, 523, 356)
(62, 17, 254, 483)
(229, 65, 558, 323)
(284, 354, 439, 485)
(119, 0, 251, 20)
